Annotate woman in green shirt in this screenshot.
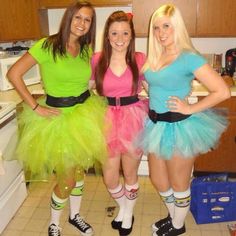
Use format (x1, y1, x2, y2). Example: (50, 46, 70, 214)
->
(7, 1, 107, 236)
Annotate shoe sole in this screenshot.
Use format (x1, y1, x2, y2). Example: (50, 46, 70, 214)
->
(151, 217, 171, 231)
(68, 220, 94, 236)
(78, 231, 94, 236)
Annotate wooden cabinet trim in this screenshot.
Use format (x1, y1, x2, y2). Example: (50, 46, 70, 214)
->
(39, 0, 132, 9)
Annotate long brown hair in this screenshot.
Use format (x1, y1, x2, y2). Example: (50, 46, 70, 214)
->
(42, 1, 96, 61)
(95, 11, 139, 95)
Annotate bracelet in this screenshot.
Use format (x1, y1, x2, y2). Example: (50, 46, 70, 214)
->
(32, 103, 39, 110)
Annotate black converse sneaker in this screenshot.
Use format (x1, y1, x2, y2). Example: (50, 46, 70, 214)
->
(152, 215, 172, 231)
(153, 222, 186, 236)
(69, 213, 94, 236)
(48, 223, 61, 236)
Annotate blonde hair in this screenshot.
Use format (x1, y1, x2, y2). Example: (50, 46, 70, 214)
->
(143, 4, 197, 71)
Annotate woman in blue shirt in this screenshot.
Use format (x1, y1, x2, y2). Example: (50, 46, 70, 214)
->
(140, 4, 230, 236)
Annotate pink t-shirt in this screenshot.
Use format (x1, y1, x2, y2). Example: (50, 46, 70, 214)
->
(91, 52, 146, 97)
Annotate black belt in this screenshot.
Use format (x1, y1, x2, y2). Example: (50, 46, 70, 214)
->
(46, 90, 90, 107)
(148, 109, 191, 123)
(106, 95, 139, 106)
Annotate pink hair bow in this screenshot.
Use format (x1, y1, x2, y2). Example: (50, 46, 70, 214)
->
(126, 12, 133, 20)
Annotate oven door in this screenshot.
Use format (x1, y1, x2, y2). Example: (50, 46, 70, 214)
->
(0, 110, 27, 234)
(0, 111, 22, 194)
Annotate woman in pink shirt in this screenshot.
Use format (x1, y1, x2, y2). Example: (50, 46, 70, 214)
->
(90, 11, 148, 236)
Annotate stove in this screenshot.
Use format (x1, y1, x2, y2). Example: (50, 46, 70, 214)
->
(0, 102, 16, 123)
(0, 100, 27, 234)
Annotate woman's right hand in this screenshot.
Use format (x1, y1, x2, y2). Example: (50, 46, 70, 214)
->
(34, 105, 61, 117)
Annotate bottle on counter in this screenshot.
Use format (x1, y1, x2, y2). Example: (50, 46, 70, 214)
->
(225, 56, 234, 77)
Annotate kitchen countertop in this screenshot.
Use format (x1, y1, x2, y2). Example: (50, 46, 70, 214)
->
(0, 82, 236, 105)
(0, 83, 43, 105)
(191, 84, 236, 97)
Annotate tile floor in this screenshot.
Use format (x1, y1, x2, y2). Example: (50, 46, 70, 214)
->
(2, 175, 234, 236)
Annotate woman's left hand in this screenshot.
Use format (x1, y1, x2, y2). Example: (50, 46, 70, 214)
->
(166, 96, 191, 114)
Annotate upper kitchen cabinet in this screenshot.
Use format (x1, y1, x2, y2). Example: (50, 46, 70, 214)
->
(196, 0, 236, 37)
(39, 0, 132, 8)
(133, 0, 236, 37)
(0, 0, 46, 42)
(132, 0, 197, 37)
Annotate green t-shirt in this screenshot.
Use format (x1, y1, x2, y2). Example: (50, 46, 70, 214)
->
(29, 38, 92, 97)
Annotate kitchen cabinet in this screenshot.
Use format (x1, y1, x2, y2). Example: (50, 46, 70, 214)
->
(0, 0, 46, 42)
(132, 0, 236, 37)
(39, 0, 132, 8)
(196, 0, 236, 37)
(194, 97, 236, 175)
(132, 0, 197, 37)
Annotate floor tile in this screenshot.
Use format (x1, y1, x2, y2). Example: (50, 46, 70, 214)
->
(2, 175, 236, 236)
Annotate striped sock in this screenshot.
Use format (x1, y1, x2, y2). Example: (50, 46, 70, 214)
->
(69, 180, 84, 219)
(172, 189, 191, 229)
(159, 188, 175, 218)
(50, 192, 68, 226)
(108, 183, 125, 222)
(122, 182, 139, 229)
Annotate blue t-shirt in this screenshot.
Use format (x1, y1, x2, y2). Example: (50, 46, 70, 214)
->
(144, 52, 206, 113)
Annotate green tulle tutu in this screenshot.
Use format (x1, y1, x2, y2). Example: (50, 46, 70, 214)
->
(16, 92, 108, 181)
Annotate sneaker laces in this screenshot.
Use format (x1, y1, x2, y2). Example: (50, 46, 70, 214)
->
(74, 215, 90, 230)
(49, 224, 61, 236)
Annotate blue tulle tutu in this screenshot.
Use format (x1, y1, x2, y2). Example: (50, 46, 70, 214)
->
(137, 109, 228, 160)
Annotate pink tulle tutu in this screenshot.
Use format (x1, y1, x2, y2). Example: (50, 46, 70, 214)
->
(106, 98, 148, 158)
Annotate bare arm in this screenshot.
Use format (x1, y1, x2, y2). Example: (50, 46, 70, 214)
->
(89, 80, 96, 90)
(7, 52, 60, 116)
(7, 52, 38, 109)
(167, 64, 231, 114)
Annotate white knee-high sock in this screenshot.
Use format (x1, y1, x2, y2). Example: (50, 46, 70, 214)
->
(50, 192, 68, 226)
(108, 183, 125, 222)
(159, 188, 175, 219)
(172, 189, 191, 229)
(69, 180, 84, 219)
(122, 182, 139, 229)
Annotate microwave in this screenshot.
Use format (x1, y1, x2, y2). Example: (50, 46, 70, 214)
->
(0, 55, 41, 91)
